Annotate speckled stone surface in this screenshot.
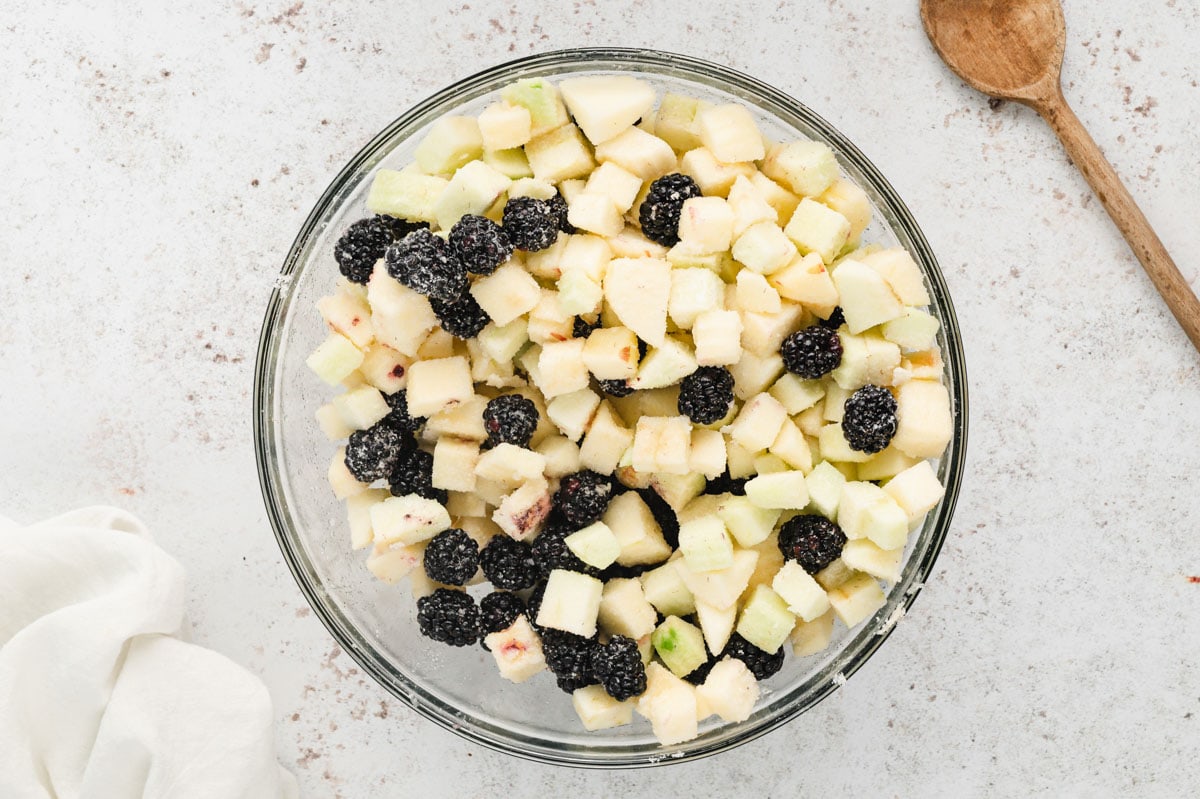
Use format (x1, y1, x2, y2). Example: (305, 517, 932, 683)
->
(3, 1, 1199, 795)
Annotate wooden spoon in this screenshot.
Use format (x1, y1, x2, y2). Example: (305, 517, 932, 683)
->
(921, 0, 1200, 352)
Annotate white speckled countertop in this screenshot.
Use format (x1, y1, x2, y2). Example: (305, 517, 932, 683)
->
(3, 1, 1199, 795)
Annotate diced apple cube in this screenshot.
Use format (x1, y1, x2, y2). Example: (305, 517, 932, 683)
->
(370, 495, 451, 546)
(583, 325, 639, 380)
(753, 452, 788, 475)
(333, 385, 390, 431)
(768, 252, 838, 317)
(545, 388, 600, 442)
(692, 310, 744, 367)
(678, 516, 733, 573)
(725, 392, 787, 452)
(525, 290, 572, 346)
(404, 355, 472, 417)
(841, 538, 904, 583)
(674, 548, 758, 611)
(318, 291, 374, 349)
(556, 270, 603, 316)
(366, 169, 446, 224)
(307, 333, 363, 386)
(790, 609, 835, 656)
(736, 584, 795, 654)
(860, 248, 930, 306)
(725, 440, 757, 479)
(761, 140, 839, 197)
(677, 196, 734, 254)
(593, 126, 675, 180)
(892, 380, 953, 458)
(478, 101, 533, 150)
(560, 75, 656, 145)
(652, 616, 709, 678)
(716, 494, 780, 548)
(734, 270, 782, 315)
(772, 561, 831, 621)
(882, 460, 945, 527)
(583, 160, 643, 212)
(415, 328, 455, 361)
(827, 572, 886, 627)
(475, 442, 546, 486)
(358, 345, 411, 394)
(564, 521, 621, 570)
(477, 318, 529, 367)
(749, 171, 801, 222)
(484, 614, 547, 683)
(414, 116, 482, 174)
(641, 561, 697, 617)
(837, 480, 909, 550)
(637, 663, 699, 745)
(688, 428, 727, 478)
(830, 259, 904, 333)
(579, 401, 633, 475)
(492, 479, 552, 540)
(365, 542, 425, 584)
(560, 233, 612, 281)
(817, 423, 875, 464)
(697, 103, 765, 163)
(679, 147, 755, 197)
(445, 489, 487, 519)
(433, 159, 511, 231)
(316, 403, 353, 440)
(655, 93, 706, 152)
(598, 577, 658, 639)
(727, 174, 778, 236)
(535, 435, 581, 479)
(732, 221, 797, 276)
(567, 192, 624, 237)
(857, 444, 922, 482)
(769, 374, 825, 415)
(728, 352, 785, 400)
(603, 257, 671, 347)
(631, 336, 698, 391)
(470, 261, 542, 327)
(656, 416, 694, 475)
(606, 228, 668, 259)
(367, 266, 438, 356)
(739, 301, 805, 358)
(805, 461, 846, 520)
(696, 657, 759, 723)
(822, 382, 851, 423)
(572, 685, 635, 730)
(525, 123, 595, 183)
(769, 419, 813, 472)
(816, 178, 872, 243)
(508, 176, 558, 201)
(501, 77, 569, 137)
(783, 197, 851, 265)
(882, 308, 940, 353)
(602, 491, 672, 566)
(522, 235, 569, 280)
(668, 268, 725, 329)
(327, 447, 368, 500)
(424, 393, 486, 441)
(744, 471, 810, 510)
(535, 338, 589, 399)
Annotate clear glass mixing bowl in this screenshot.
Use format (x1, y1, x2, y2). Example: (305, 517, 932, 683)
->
(253, 48, 968, 768)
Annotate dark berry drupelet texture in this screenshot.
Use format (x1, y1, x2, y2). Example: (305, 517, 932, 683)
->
(597, 379, 634, 398)
(482, 394, 539, 448)
(333, 217, 394, 284)
(573, 315, 601, 339)
(530, 524, 601, 579)
(541, 629, 600, 693)
(546, 192, 575, 233)
(422, 528, 479, 586)
(592, 635, 647, 701)
(781, 325, 843, 379)
(723, 633, 785, 681)
(502, 197, 560, 252)
(479, 591, 527, 648)
(777, 515, 847, 575)
(842, 385, 898, 454)
(479, 536, 540, 590)
(375, 214, 430, 241)
(388, 448, 447, 503)
(430, 292, 491, 339)
(416, 588, 480, 647)
(638, 173, 702, 246)
(381, 389, 425, 433)
(525, 579, 548, 629)
(344, 422, 412, 482)
(385, 228, 467, 302)
(704, 470, 747, 497)
(448, 214, 513, 275)
(636, 488, 679, 550)
(601, 561, 654, 581)
(554, 470, 615, 528)
(677, 366, 735, 425)
(683, 656, 719, 686)
(819, 306, 846, 330)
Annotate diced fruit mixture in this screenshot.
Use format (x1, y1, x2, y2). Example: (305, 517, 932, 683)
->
(308, 75, 953, 746)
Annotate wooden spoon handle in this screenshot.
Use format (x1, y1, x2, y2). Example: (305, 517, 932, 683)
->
(1032, 90, 1200, 352)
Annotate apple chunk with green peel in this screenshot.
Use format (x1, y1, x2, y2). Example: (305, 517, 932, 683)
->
(652, 615, 708, 678)
(603, 257, 671, 347)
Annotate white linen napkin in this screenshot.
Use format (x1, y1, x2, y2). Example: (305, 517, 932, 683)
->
(0, 506, 298, 799)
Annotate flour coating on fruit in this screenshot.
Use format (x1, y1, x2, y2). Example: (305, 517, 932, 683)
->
(308, 74, 952, 746)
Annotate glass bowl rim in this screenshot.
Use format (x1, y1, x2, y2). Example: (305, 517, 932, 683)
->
(253, 46, 969, 768)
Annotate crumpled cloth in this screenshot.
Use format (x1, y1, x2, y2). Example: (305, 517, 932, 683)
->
(0, 506, 298, 799)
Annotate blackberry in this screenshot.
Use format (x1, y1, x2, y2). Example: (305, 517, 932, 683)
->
(724, 633, 785, 681)
(591, 635, 647, 701)
(479, 591, 526, 647)
(597, 379, 634, 398)
(636, 488, 679, 550)
(530, 525, 600, 579)
(479, 536, 539, 590)
(554, 470, 615, 527)
(416, 588, 480, 647)
(385, 228, 467, 303)
(448, 214, 513, 275)
(344, 422, 411, 482)
(573, 315, 600, 339)
(375, 214, 430, 241)
(388, 448, 447, 503)
(683, 656, 719, 686)
(677, 366, 735, 425)
(541, 629, 599, 693)
(704, 470, 747, 497)
(777, 515, 847, 575)
(502, 197, 559, 252)
(482, 394, 539, 448)
(842, 385, 898, 454)
(430, 292, 491, 339)
(381, 389, 425, 433)
(780, 325, 843, 379)
(600, 562, 653, 581)
(333, 217, 393, 284)
(819, 306, 846, 330)
(546, 192, 575, 233)
(525, 579, 548, 629)
(638, 173, 702, 246)
(422, 528, 479, 585)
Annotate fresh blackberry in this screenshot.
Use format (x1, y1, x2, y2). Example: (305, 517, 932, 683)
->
(430, 292, 491, 339)
(591, 635, 647, 701)
(780, 325, 843, 379)
(479, 591, 527, 648)
(482, 394, 539, 448)
(683, 656, 719, 686)
(502, 196, 559, 252)
(388, 448, 447, 503)
(385, 228, 467, 303)
(637, 488, 679, 550)
(677, 366, 735, 425)
(479, 536, 539, 590)
(344, 422, 411, 482)
(842, 385, 898, 454)
(554, 470, 615, 527)
(777, 515, 847, 575)
(530, 525, 600, 579)
(541, 629, 599, 693)
(422, 528, 479, 585)
(724, 633, 785, 681)
(600, 562, 653, 581)
(333, 217, 393, 284)
(381, 389, 425, 433)
(819, 306, 846, 330)
(597, 379, 634, 398)
(448, 214, 513, 275)
(416, 588, 480, 647)
(525, 579, 548, 629)
(546, 192, 575, 233)
(638, 173, 702, 246)
(573, 315, 600, 339)
(375, 214, 430, 241)
(704, 470, 747, 497)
